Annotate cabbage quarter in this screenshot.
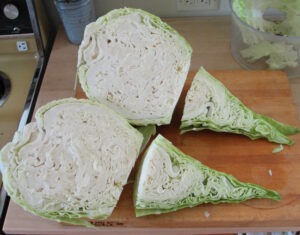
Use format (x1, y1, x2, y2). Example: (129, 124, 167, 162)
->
(134, 134, 280, 217)
(78, 8, 192, 126)
(181, 67, 299, 145)
(0, 98, 143, 227)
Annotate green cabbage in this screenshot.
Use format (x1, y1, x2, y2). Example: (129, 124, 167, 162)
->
(180, 67, 299, 145)
(0, 98, 143, 227)
(232, 0, 300, 70)
(134, 134, 280, 217)
(77, 8, 192, 126)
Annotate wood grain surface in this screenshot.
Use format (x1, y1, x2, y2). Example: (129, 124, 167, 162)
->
(4, 70, 300, 234)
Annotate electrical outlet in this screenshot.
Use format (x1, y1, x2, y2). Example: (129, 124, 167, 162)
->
(177, 0, 219, 11)
(16, 41, 28, 52)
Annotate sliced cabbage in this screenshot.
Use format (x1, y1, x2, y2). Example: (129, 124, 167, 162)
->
(0, 98, 143, 227)
(180, 67, 299, 145)
(232, 0, 300, 37)
(232, 0, 300, 70)
(77, 8, 192, 126)
(240, 41, 298, 70)
(134, 134, 280, 217)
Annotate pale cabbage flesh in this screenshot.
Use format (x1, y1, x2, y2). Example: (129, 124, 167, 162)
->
(134, 134, 280, 217)
(0, 98, 143, 227)
(180, 67, 299, 145)
(77, 8, 192, 126)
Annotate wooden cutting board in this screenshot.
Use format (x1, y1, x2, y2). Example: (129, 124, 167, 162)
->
(3, 70, 300, 234)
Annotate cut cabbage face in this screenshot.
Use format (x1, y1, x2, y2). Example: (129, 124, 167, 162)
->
(180, 67, 299, 145)
(77, 8, 192, 126)
(0, 98, 143, 227)
(134, 134, 280, 217)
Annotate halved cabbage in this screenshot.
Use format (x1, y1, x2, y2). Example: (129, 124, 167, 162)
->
(134, 134, 280, 217)
(77, 8, 192, 126)
(0, 98, 143, 227)
(180, 67, 299, 145)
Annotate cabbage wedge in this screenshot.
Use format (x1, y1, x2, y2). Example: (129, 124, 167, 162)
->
(77, 8, 192, 126)
(134, 134, 280, 217)
(0, 98, 143, 227)
(180, 67, 299, 145)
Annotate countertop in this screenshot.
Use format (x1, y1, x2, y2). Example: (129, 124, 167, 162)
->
(3, 16, 300, 234)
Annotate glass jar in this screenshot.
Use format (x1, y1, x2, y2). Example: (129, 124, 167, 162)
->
(54, 0, 95, 44)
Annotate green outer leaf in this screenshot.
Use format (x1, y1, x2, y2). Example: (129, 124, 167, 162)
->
(257, 114, 300, 135)
(136, 125, 157, 153)
(180, 67, 299, 145)
(134, 134, 280, 217)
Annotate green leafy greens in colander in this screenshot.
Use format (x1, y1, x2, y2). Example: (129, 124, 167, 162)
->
(232, 0, 300, 70)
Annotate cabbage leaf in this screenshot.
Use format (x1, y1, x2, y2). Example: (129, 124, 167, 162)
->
(180, 67, 299, 145)
(134, 134, 280, 217)
(240, 41, 298, 70)
(136, 125, 157, 153)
